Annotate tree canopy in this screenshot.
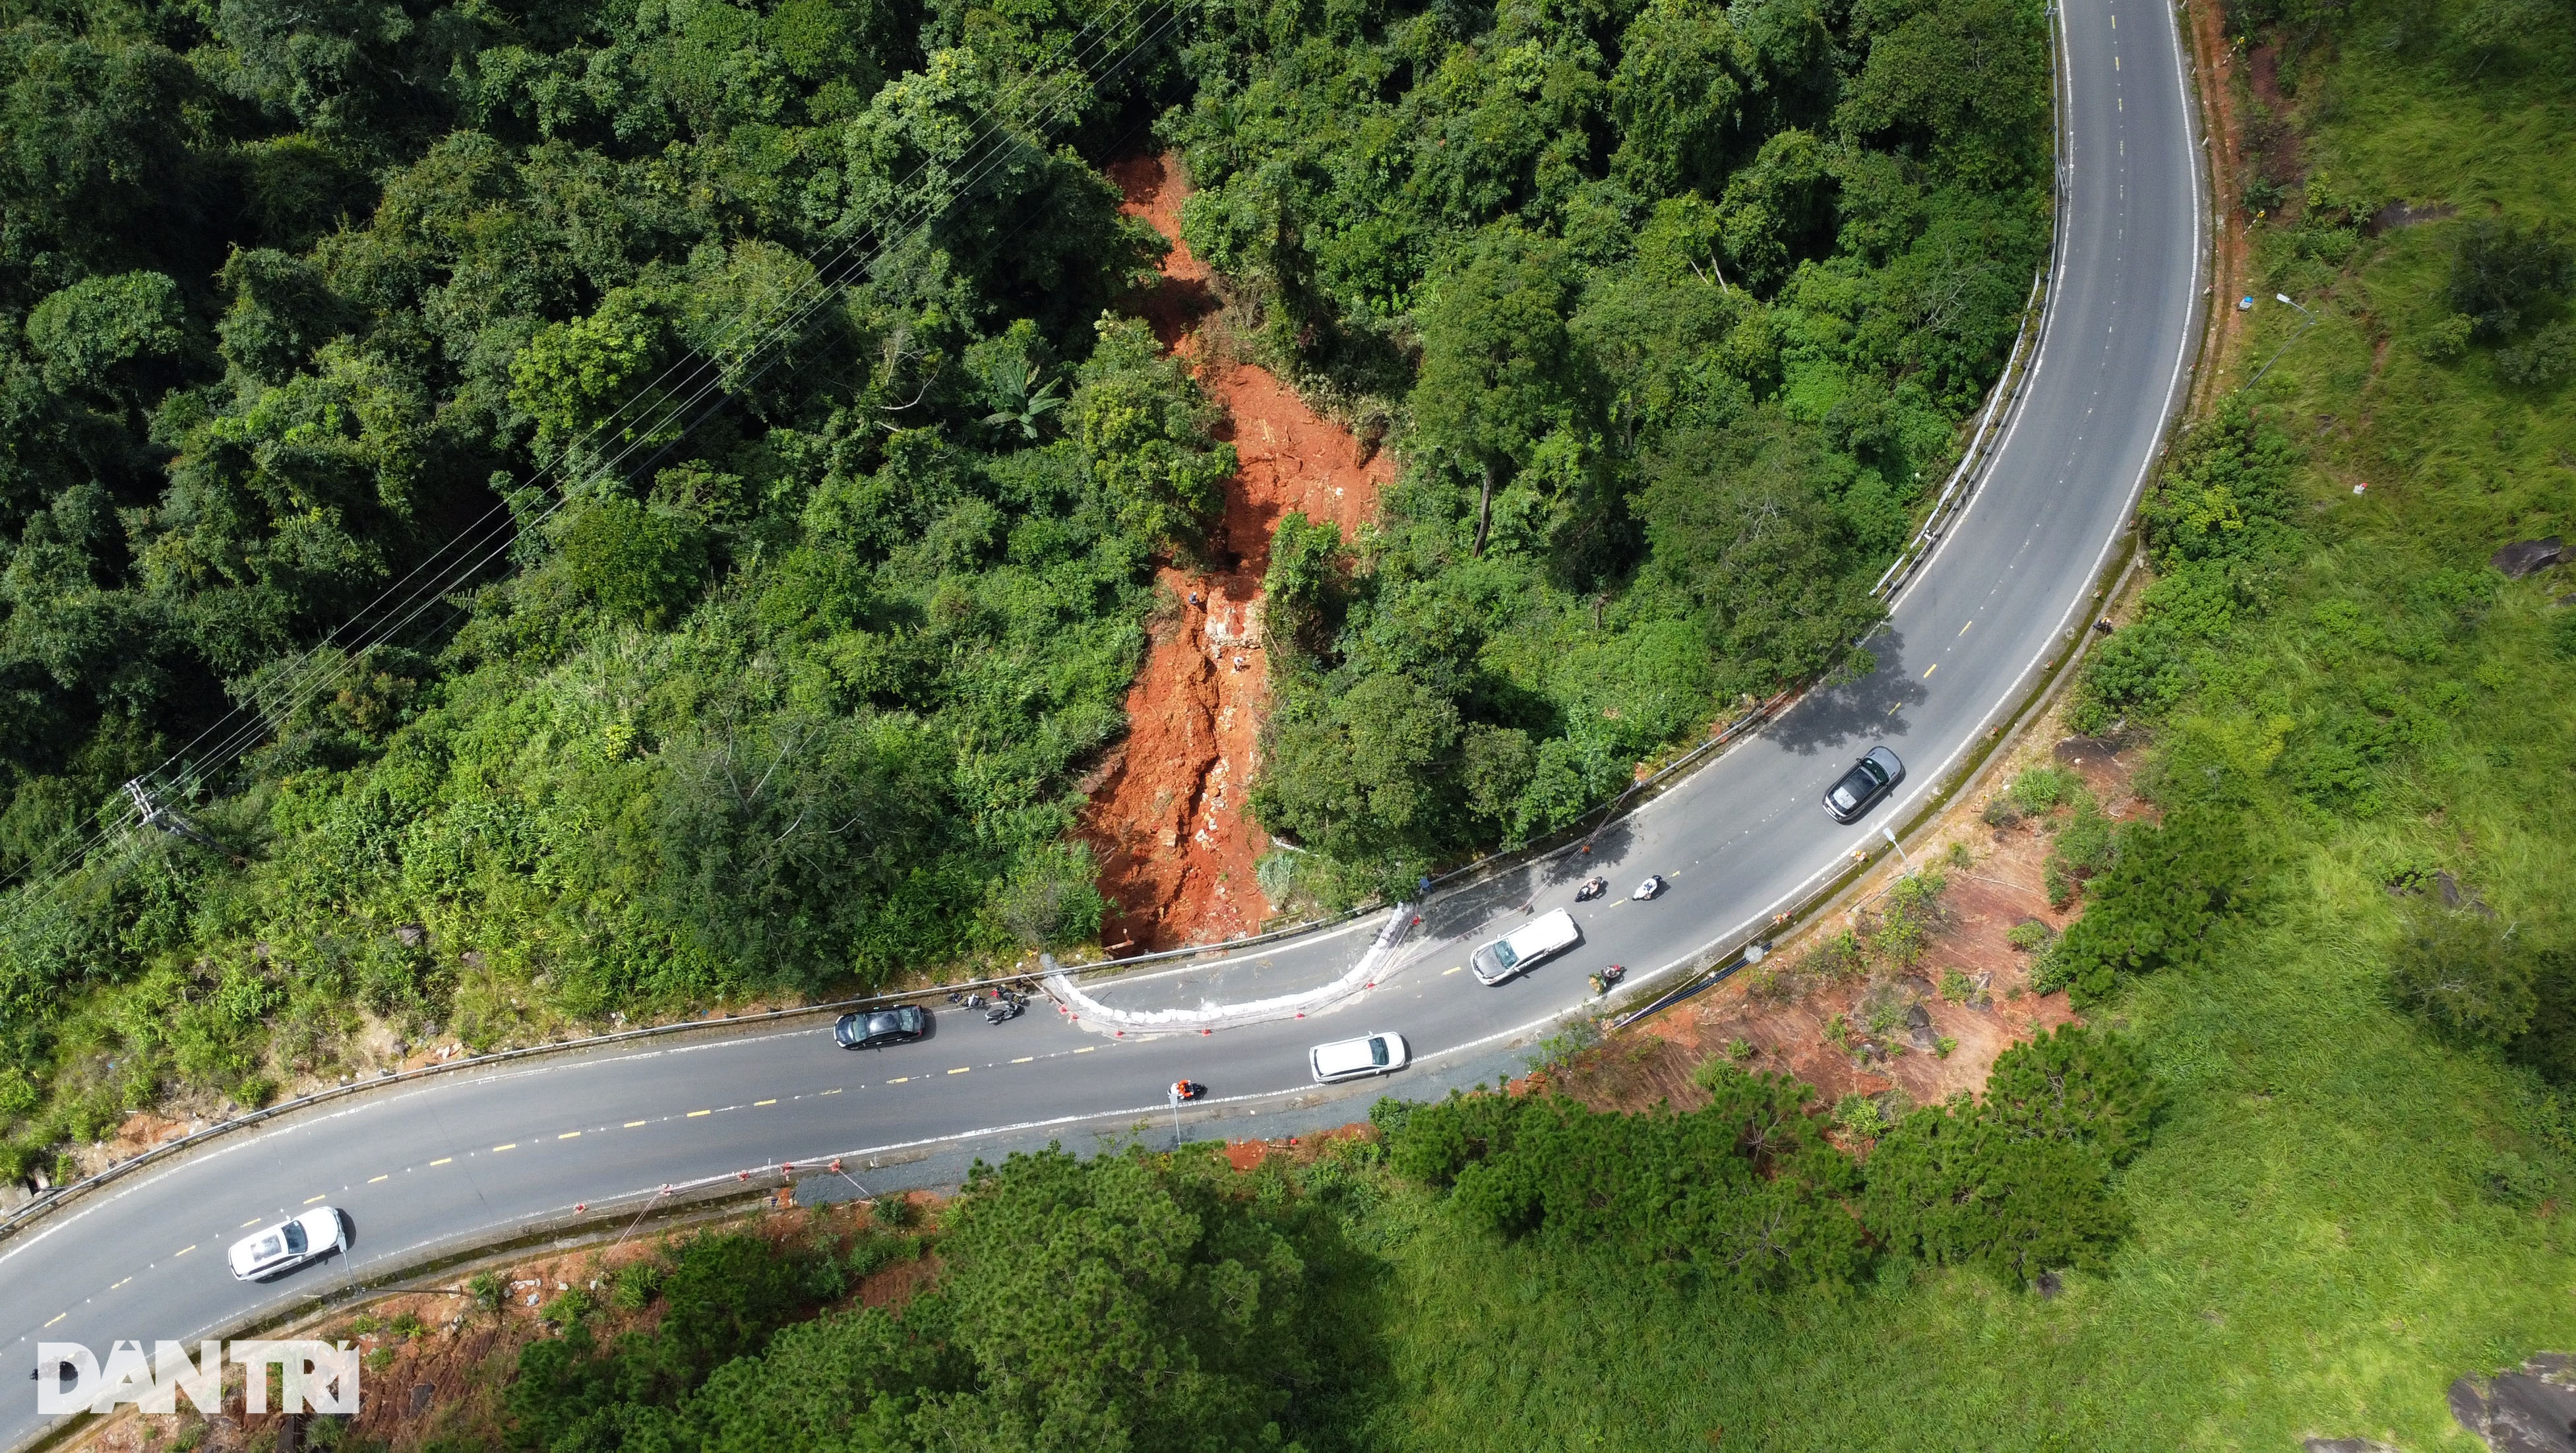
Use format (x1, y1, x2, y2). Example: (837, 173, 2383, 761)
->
(0, 0, 2054, 1179)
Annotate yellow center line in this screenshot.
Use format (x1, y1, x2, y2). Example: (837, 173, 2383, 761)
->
(304, 1194, 326, 1204)
(625, 1120, 648, 1128)
(1444, 966, 1463, 975)
(1922, 664, 1937, 679)
(754, 1099, 777, 1106)
(492, 1143, 518, 1152)
(886, 1076, 910, 1084)
(173, 1245, 195, 1258)
(1959, 620, 1974, 635)
(429, 1158, 452, 1166)
(1074, 1046, 1095, 1054)
(558, 1131, 581, 1140)
(368, 1175, 388, 1184)
(1011, 1057, 1035, 1064)
(241, 1218, 262, 1227)
(112, 1277, 131, 1289)
(44, 1313, 64, 1328)
(820, 1088, 841, 1096)
(948, 1067, 970, 1075)
(687, 1110, 711, 1117)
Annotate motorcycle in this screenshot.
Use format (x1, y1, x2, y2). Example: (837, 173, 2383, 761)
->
(1631, 874, 1666, 901)
(1588, 964, 1628, 996)
(984, 997, 1024, 1024)
(1171, 1079, 1207, 1101)
(1574, 876, 1609, 902)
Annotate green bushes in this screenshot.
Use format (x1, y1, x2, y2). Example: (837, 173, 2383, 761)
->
(2387, 904, 2576, 1087)
(1862, 1026, 2156, 1284)
(1378, 1025, 2156, 1290)
(1378, 1063, 1868, 1289)
(2137, 397, 2298, 571)
(495, 1148, 1375, 1453)
(2044, 808, 2258, 1006)
(506, 1227, 857, 1448)
(2389, 905, 2538, 1045)
(2445, 219, 2572, 340)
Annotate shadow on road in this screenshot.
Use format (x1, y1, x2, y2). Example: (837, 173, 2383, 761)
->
(1766, 627, 1926, 755)
(1415, 818, 1641, 946)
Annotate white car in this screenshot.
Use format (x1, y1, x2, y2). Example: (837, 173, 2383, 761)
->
(228, 1208, 346, 1282)
(1469, 908, 1582, 985)
(1309, 1032, 1410, 1084)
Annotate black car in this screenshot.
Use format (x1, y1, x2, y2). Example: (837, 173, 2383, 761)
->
(834, 1005, 927, 1049)
(1823, 746, 1905, 822)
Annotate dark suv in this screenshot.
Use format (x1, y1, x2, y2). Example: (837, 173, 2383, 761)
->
(834, 1005, 927, 1049)
(1824, 746, 1905, 822)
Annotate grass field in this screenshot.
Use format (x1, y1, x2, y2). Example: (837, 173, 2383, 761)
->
(1338, 917, 2573, 1450)
(1330, 5, 2576, 1446)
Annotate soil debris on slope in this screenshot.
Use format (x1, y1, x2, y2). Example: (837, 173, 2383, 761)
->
(1080, 154, 1392, 951)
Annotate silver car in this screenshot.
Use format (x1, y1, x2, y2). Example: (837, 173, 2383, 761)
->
(228, 1208, 346, 1282)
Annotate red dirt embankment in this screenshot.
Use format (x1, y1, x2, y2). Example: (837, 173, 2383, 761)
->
(1080, 154, 1392, 952)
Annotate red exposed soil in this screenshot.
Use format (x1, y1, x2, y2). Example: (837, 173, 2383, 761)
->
(2192, 0, 2261, 402)
(1081, 155, 1393, 952)
(1540, 729, 2154, 1141)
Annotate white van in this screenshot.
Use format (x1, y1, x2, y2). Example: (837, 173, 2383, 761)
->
(1469, 908, 1582, 985)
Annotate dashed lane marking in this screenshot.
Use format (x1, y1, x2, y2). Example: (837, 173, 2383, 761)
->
(303, 1195, 326, 1204)
(687, 1110, 710, 1117)
(173, 1245, 194, 1258)
(1011, 1057, 1034, 1064)
(492, 1144, 517, 1153)
(44, 1314, 63, 1328)
(558, 1132, 581, 1139)
(369, 1175, 388, 1183)
(755, 1099, 777, 1106)
(820, 1089, 841, 1096)
(241, 1219, 261, 1227)
(1444, 966, 1463, 975)
(948, 1067, 970, 1075)
(1922, 664, 1937, 679)
(429, 1158, 452, 1166)
(111, 1278, 130, 1290)
(625, 1120, 648, 1127)
(886, 1077, 909, 1084)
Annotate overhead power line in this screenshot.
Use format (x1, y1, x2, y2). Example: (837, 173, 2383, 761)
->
(0, 0, 1188, 953)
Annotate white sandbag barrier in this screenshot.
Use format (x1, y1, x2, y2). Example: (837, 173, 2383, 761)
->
(1043, 905, 1418, 1033)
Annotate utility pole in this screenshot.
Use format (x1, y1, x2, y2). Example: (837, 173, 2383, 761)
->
(2246, 292, 2318, 390)
(123, 779, 235, 857)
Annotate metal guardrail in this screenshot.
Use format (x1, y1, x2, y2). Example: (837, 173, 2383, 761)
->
(1595, 5, 2079, 1043)
(1, 0, 2084, 1256)
(0, 961, 1059, 1247)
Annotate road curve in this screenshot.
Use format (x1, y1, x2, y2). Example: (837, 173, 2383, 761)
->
(3, 2, 2203, 1443)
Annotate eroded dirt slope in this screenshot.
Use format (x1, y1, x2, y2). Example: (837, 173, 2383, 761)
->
(1080, 155, 1392, 951)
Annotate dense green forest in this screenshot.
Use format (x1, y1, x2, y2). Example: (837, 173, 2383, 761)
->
(342, 0, 2576, 1448)
(1200, 0, 2052, 881)
(0, 0, 2050, 1177)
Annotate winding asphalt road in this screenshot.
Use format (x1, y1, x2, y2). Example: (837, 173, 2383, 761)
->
(1, 1, 2205, 1443)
